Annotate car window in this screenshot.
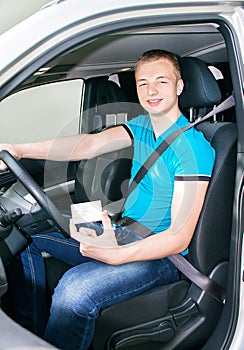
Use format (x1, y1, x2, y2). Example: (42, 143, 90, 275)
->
(0, 79, 84, 143)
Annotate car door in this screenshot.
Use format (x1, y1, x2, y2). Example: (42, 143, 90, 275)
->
(0, 1, 243, 349)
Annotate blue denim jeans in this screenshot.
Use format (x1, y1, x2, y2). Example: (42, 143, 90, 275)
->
(6, 223, 179, 350)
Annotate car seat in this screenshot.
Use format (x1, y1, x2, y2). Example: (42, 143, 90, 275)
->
(90, 58, 237, 350)
(75, 78, 137, 212)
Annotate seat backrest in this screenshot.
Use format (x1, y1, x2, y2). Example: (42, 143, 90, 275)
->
(189, 122, 236, 274)
(75, 77, 134, 205)
(178, 57, 236, 274)
(91, 78, 144, 131)
(75, 146, 133, 208)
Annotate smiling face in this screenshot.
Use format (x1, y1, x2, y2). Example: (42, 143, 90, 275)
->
(135, 58, 184, 121)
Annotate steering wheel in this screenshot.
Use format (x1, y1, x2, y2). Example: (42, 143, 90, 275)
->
(0, 150, 70, 237)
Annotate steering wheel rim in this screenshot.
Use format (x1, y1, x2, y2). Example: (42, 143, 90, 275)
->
(0, 150, 70, 237)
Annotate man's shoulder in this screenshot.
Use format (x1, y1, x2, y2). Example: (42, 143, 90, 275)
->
(126, 114, 149, 126)
(125, 114, 151, 137)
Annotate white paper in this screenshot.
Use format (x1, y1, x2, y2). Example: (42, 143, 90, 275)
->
(71, 200, 102, 224)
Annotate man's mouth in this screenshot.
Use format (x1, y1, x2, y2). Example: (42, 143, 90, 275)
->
(147, 99, 162, 106)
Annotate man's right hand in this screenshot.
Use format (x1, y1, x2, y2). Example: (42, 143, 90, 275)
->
(0, 144, 21, 170)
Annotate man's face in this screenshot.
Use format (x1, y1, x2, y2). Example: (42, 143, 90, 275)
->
(135, 58, 183, 119)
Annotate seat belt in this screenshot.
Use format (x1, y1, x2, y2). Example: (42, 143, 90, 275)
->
(122, 95, 235, 304)
(168, 254, 226, 303)
(127, 95, 235, 197)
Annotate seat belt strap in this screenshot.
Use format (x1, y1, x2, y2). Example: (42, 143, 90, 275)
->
(117, 216, 226, 304)
(127, 95, 235, 197)
(168, 254, 226, 303)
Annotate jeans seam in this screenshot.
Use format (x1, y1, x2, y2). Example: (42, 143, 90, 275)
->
(69, 286, 99, 319)
(34, 235, 80, 248)
(26, 246, 38, 334)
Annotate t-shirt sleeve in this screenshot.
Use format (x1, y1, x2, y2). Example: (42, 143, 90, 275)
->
(173, 130, 215, 182)
(120, 124, 134, 139)
(124, 115, 148, 139)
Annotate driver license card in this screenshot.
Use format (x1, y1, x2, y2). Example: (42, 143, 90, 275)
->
(71, 200, 102, 224)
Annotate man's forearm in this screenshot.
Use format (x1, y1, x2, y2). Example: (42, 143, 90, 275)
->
(14, 125, 131, 162)
(116, 230, 188, 264)
(16, 134, 93, 161)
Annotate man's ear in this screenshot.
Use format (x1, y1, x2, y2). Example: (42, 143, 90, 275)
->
(176, 79, 184, 96)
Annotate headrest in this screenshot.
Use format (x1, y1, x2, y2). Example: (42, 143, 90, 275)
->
(179, 57, 222, 110)
(96, 80, 127, 105)
(96, 79, 129, 115)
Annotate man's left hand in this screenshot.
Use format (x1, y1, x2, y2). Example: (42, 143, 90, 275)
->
(70, 211, 125, 264)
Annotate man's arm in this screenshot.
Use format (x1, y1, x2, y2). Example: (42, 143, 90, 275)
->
(0, 125, 131, 169)
(72, 180, 209, 265)
(130, 180, 209, 261)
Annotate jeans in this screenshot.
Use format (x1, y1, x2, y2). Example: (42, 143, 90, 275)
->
(6, 222, 179, 350)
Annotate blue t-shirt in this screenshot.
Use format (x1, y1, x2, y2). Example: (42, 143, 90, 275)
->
(122, 114, 215, 234)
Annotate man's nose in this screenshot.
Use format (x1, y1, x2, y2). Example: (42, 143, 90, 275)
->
(147, 82, 158, 95)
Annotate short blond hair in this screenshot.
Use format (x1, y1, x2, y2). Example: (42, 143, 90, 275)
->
(135, 49, 181, 81)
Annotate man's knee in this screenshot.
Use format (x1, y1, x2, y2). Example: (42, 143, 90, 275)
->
(51, 270, 99, 318)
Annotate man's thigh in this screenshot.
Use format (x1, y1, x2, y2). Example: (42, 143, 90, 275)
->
(55, 258, 179, 311)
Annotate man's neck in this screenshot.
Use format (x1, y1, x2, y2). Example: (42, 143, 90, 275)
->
(150, 111, 181, 139)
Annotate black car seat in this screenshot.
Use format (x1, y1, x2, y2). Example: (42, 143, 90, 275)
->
(118, 70, 140, 105)
(82, 76, 144, 134)
(90, 58, 237, 350)
(75, 78, 142, 213)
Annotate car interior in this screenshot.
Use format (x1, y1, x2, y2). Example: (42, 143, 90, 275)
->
(0, 19, 240, 350)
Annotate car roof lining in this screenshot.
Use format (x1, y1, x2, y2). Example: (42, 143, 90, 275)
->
(22, 22, 226, 88)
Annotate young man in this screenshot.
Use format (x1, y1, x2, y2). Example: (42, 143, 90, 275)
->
(0, 50, 215, 350)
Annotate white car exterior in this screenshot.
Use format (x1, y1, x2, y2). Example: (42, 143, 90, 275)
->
(0, 1, 243, 349)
